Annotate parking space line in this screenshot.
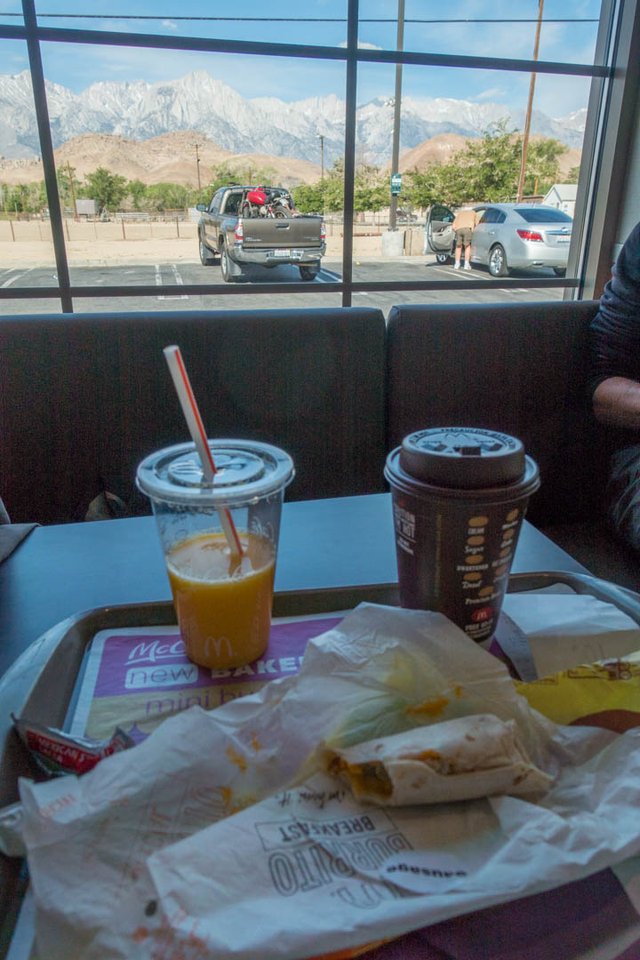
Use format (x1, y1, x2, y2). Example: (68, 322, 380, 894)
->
(171, 263, 188, 299)
(1, 268, 34, 288)
(154, 264, 188, 300)
(315, 269, 339, 283)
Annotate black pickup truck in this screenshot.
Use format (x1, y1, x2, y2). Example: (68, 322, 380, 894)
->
(196, 186, 326, 282)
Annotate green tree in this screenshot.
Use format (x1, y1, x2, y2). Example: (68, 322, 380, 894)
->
(203, 162, 279, 198)
(566, 165, 580, 184)
(524, 138, 566, 196)
(354, 165, 388, 213)
(404, 122, 568, 208)
(80, 167, 128, 215)
(127, 179, 147, 211)
(319, 159, 346, 213)
(404, 164, 447, 210)
(452, 121, 521, 203)
(4, 182, 46, 214)
(56, 164, 80, 214)
(144, 182, 191, 212)
(292, 181, 325, 213)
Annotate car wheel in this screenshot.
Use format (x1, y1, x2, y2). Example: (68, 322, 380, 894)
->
(299, 265, 319, 281)
(199, 237, 214, 266)
(435, 252, 450, 264)
(488, 244, 509, 277)
(220, 244, 237, 283)
(553, 267, 566, 277)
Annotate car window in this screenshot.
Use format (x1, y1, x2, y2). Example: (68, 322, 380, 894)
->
(496, 211, 507, 223)
(430, 204, 455, 223)
(224, 192, 242, 215)
(478, 208, 499, 224)
(515, 207, 573, 223)
(209, 191, 222, 215)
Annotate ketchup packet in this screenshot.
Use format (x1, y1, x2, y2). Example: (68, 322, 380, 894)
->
(11, 714, 133, 777)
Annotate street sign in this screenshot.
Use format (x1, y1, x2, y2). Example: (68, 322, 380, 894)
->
(390, 173, 402, 196)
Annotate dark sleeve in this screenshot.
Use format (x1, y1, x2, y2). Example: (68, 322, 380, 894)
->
(589, 221, 640, 397)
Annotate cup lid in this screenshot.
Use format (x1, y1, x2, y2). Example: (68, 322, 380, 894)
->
(136, 439, 294, 507)
(399, 427, 526, 488)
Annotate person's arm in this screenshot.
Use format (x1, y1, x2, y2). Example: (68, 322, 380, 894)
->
(589, 222, 640, 425)
(593, 376, 640, 429)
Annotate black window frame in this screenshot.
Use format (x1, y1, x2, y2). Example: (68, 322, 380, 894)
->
(0, 0, 635, 311)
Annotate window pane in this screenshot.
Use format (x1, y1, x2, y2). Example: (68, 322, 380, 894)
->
(358, 0, 602, 67)
(352, 59, 589, 293)
(35, 40, 345, 304)
(33, 1, 349, 47)
(0, 4, 22, 27)
(0, 42, 58, 312)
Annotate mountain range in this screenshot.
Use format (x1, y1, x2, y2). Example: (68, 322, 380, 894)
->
(0, 69, 586, 171)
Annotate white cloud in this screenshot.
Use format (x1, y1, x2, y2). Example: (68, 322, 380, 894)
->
(162, 20, 179, 31)
(338, 40, 383, 50)
(475, 87, 506, 102)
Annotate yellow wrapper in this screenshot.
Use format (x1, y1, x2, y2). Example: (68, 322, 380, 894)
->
(516, 650, 640, 732)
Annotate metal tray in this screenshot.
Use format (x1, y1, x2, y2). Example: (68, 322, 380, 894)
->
(2, 571, 640, 957)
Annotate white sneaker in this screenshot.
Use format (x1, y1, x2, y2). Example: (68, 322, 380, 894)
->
(453, 262, 460, 270)
(464, 262, 472, 271)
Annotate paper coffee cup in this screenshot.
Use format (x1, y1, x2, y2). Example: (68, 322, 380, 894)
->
(384, 427, 540, 643)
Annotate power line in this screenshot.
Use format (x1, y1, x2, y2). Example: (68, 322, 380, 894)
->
(0, 14, 599, 24)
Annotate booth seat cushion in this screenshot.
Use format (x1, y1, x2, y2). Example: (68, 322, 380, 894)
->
(386, 299, 612, 529)
(0, 308, 387, 524)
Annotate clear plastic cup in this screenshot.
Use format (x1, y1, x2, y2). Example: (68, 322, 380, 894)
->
(136, 439, 294, 669)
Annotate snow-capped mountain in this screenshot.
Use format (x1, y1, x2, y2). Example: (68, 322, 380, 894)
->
(0, 69, 587, 165)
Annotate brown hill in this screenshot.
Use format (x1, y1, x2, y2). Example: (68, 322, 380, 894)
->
(0, 131, 322, 189)
(0, 130, 581, 190)
(399, 133, 469, 171)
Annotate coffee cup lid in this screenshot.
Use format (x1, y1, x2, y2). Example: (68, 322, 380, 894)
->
(136, 439, 294, 507)
(399, 427, 526, 488)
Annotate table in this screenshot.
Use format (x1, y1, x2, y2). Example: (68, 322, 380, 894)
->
(1, 495, 639, 960)
(0, 493, 588, 680)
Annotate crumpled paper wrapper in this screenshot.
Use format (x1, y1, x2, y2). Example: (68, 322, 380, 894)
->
(19, 604, 640, 960)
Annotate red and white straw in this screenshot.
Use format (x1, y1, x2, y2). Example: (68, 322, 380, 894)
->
(163, 345, 243, 560)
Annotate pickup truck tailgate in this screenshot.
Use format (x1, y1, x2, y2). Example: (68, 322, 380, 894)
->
(240, 216, 323, 250)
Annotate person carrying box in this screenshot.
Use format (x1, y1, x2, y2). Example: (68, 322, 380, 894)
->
(452, 206, 479, 270)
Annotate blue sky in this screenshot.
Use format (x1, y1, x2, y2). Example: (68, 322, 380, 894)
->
(0, 2, 602, 117)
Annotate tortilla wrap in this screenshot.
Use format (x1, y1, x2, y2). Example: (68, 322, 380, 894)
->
(324, 713, 552, 805)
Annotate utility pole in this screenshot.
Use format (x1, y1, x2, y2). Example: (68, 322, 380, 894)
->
(66, 161, 78, 220)
(389, 0, 405, 231)
(195, 142, 202, 191)
(517, 0, 544, 202)
(318, 134, 325, 179)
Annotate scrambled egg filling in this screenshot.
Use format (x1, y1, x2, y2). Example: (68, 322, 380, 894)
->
(328, 756, 393, 798)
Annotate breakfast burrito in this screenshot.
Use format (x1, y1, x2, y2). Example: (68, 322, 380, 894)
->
(324, 713, 552, 806)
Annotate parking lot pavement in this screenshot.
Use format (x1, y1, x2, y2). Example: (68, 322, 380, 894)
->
(1, 255, 568, 315)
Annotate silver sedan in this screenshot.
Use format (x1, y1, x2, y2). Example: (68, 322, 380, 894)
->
(425, 202, 572, 277)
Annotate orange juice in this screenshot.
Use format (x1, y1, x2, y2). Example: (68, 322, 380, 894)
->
(167, 531, 275, 669)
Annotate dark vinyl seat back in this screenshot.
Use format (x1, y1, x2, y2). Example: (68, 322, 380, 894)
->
(0, 308, 387, 524)
(386, 300, 608, 527)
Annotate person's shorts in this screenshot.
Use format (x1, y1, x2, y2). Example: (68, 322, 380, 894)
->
(455, 228, 473, 246)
